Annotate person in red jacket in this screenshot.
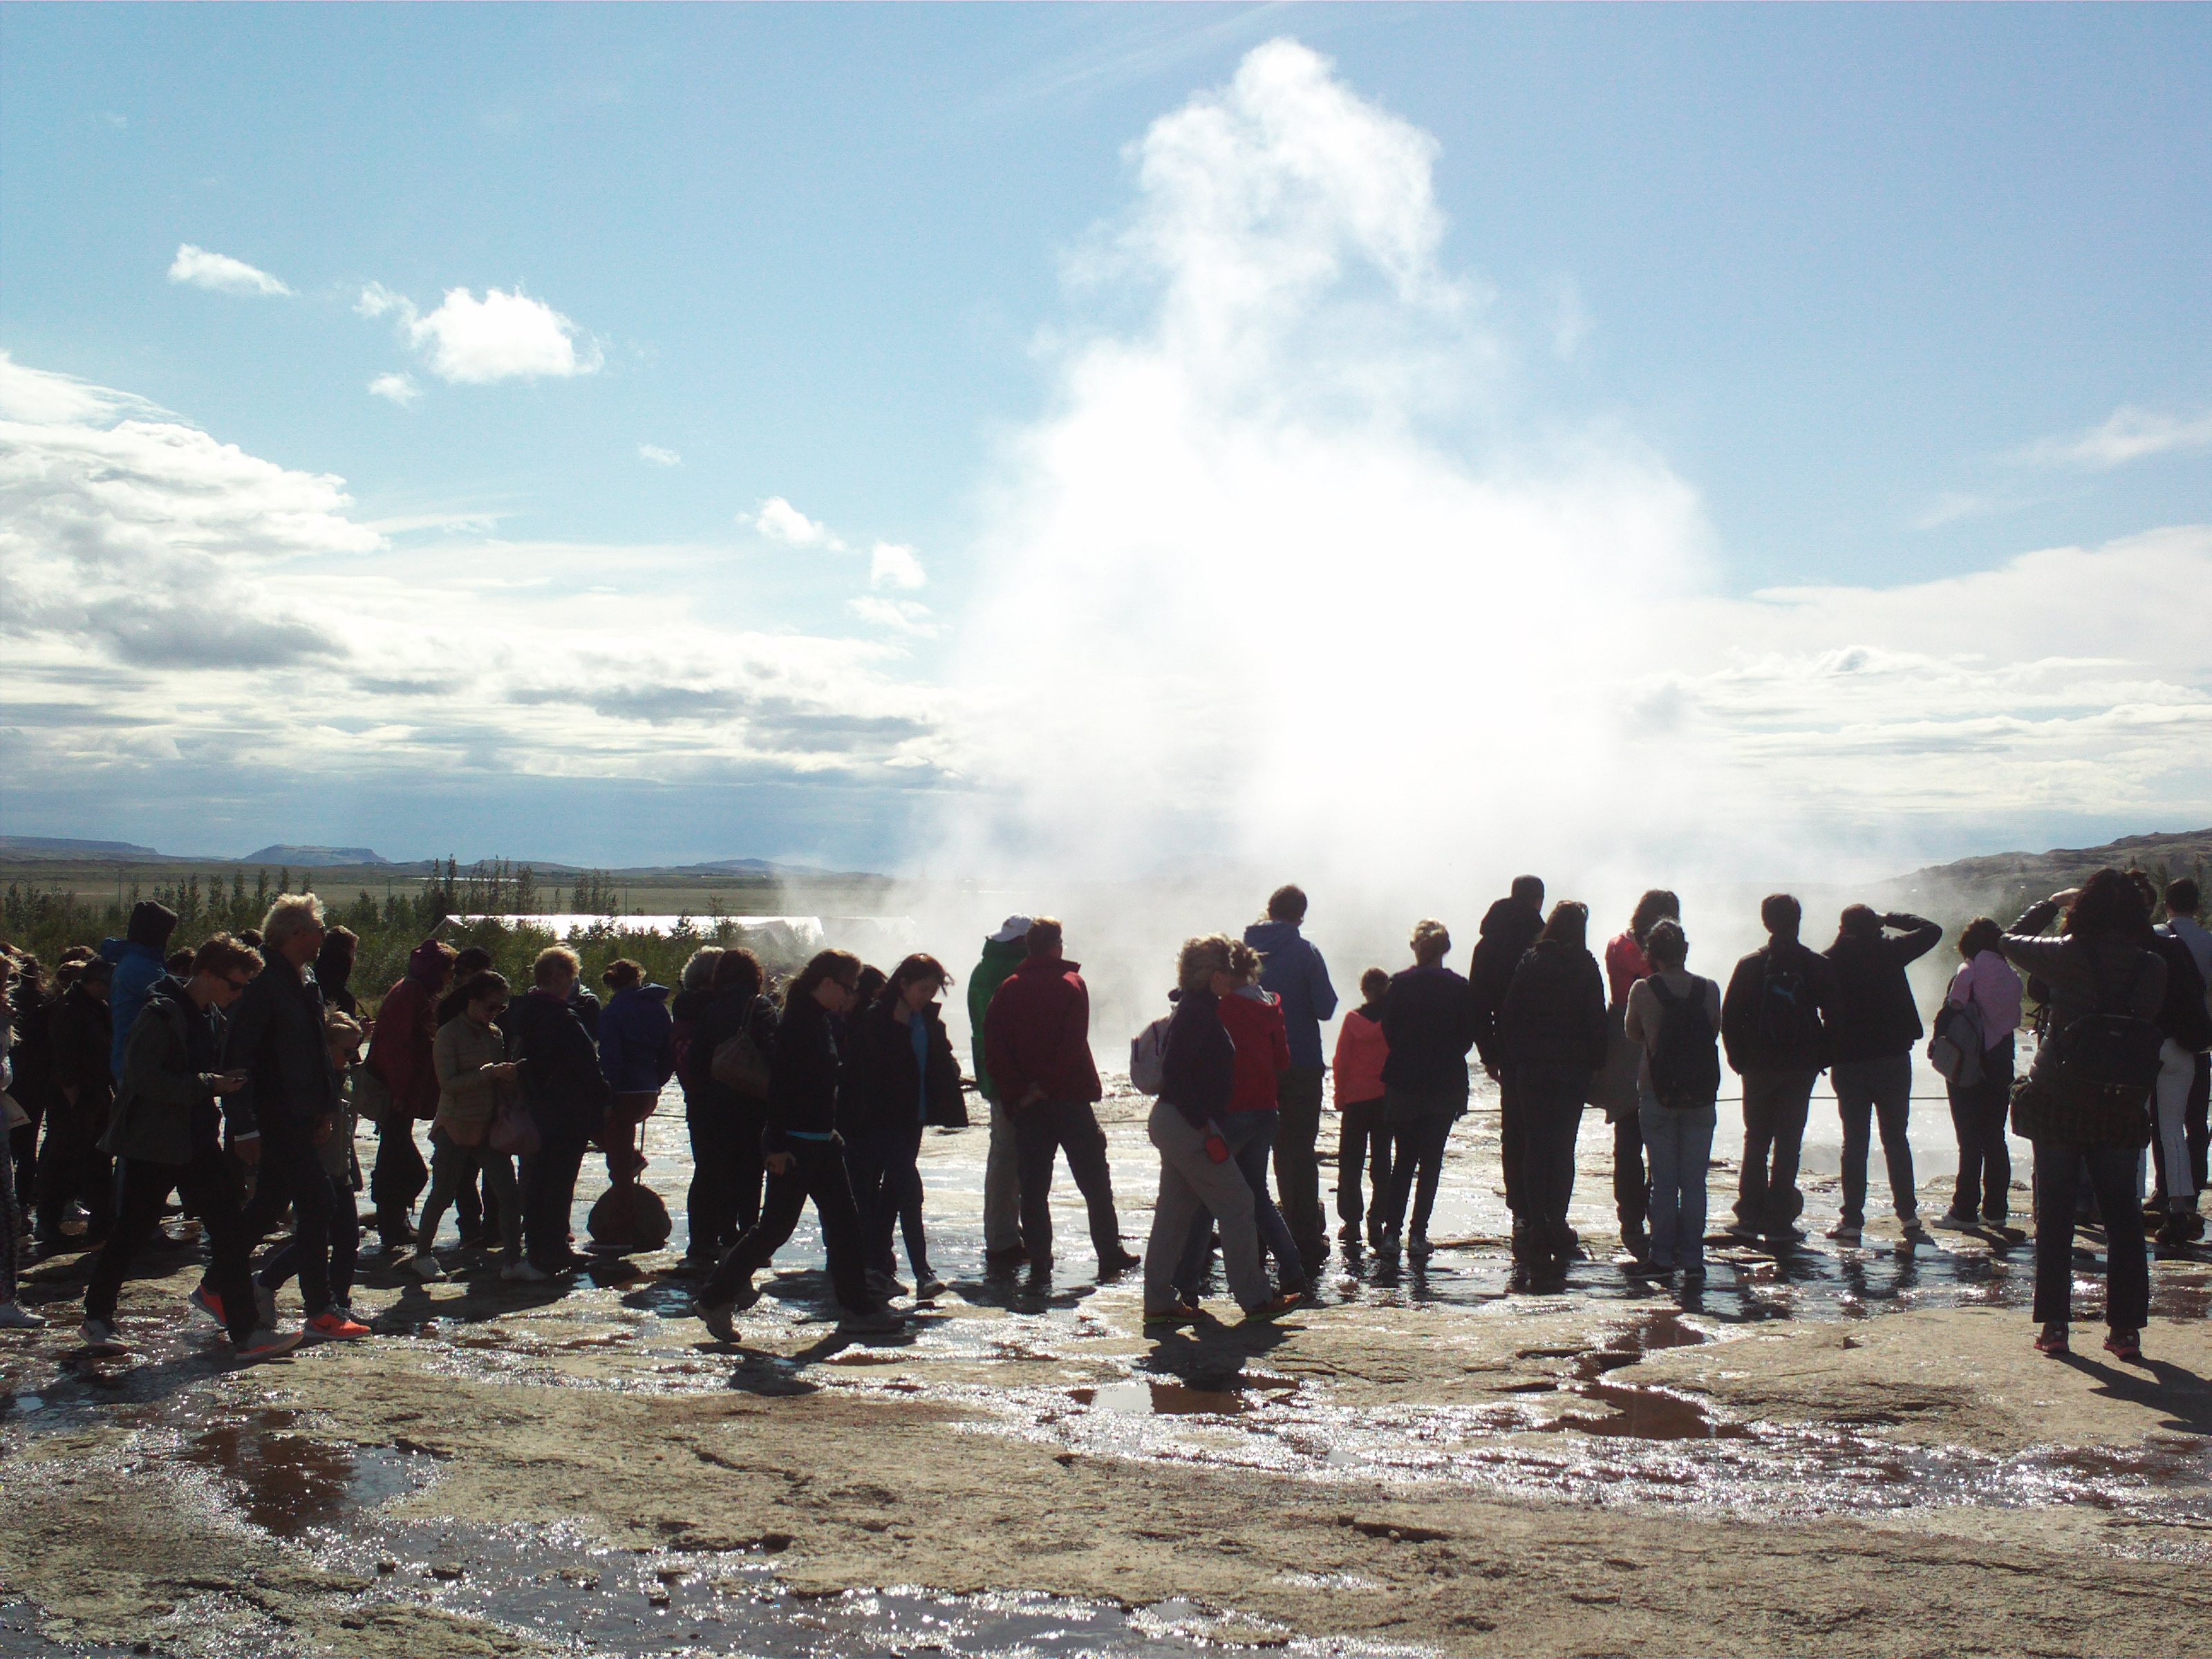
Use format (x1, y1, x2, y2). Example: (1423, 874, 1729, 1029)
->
(365, 939, 456, 1251)
(982, 918, 1140, 1284)
(1331, 967, 1392, 1247)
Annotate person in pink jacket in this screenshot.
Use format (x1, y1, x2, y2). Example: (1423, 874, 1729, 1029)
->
(1331, 968, 1391, 1248)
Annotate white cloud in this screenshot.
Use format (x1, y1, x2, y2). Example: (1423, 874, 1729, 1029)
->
(0, 356, 948, 799)
(167, 244, 292, 297)
(869, 541, 927, 590)
(368, 373, 420, 406)
(357, 281, 601, 384)
(747, 496, 842, 549)
(848, 595, 939, 637)
(637, 444, 682, 467)
(2022, 406, 2212, 469)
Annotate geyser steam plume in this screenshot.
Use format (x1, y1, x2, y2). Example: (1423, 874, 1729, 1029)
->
(943, 37, 1714, 913)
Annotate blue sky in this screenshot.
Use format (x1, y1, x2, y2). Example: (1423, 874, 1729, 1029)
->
(2, 6, 2206, 875)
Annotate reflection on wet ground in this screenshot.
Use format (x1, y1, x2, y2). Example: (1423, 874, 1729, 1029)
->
(6, 1078, 2210, 1653)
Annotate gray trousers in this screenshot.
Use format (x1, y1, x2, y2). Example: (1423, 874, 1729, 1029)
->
(1145, 1100, 1267, 1313)
(983, 1097, 1022, 1252)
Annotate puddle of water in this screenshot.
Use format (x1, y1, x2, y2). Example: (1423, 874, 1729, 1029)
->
(178, 1409, 420, 1537)
(1542, 1382, 1752, 1442)
(1072, 1381, 1252, 1416)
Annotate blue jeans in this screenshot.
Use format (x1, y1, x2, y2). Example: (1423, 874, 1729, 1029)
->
(2033, 1138, 2148, 1331)
(1641, 1088, 1716, 1270)
(1174, 1110, 1305, 1295)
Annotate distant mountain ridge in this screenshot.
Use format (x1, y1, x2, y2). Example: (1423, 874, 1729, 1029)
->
(241, 845, 393, 868)
(0, 835, 167, 861)
(1883, 827, 2211, 914)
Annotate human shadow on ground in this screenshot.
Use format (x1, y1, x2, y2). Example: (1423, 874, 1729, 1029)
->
(2059, 1349, 2212, 1437)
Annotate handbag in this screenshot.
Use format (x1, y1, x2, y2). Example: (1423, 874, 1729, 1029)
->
(1927, 1000, 1985, 1087)
(489, 1096, 541, 1159)
(710, 1029, 771, 1097)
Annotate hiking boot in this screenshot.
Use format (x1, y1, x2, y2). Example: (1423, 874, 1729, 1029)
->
(409, 1252, 446, 1282)
(1373, 1232, 1401, 1257)
(913, 1276, 948, 1301)
(838, 1308, 905, 1335)
(866, 1270, 909, 1301)
(236, 1327, 303, 1362)
(78, 1318, 129, 1356)
(1406, 1235, 1434, 1263)
(0, 1301, 46, 1330)
(2034, 1322, 2070, 1356)
(1143, 1305, 1199, 1327)
(188, 1284, 226, 1324)
(691, 1300, 738, 1342)
(1097, 1249, 1143, 1280)
(984, 1242, 1029, 1268)
(1241, 1293, 1303, 1324)
(1337, 1221, 1360, 1244)
(306, 1309, 371, 1342)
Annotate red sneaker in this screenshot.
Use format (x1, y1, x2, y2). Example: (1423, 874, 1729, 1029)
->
(2103, 1329, 2144, 1364)
(2034, 1325, 2070, 1356)
(189, 1284, 225, 1325)
(306, 1309, 371, 1342)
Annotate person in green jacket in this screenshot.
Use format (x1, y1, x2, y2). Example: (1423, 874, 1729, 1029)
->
(968, 916, 1031, 1266)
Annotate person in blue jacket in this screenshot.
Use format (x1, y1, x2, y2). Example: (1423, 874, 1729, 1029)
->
(596, 959, 675, 1244)
(1244, 884, 1337, 1274)
(100, 901, 178, 1084)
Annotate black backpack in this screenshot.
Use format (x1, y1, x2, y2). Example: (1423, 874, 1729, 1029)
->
(2052, 955, 2164, 1114)
(1758, 951, 1821, 1053)
(1647, 975, 1721, 1109)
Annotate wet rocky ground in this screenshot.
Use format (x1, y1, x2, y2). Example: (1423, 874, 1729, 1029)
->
(4, 1076, 2210, 1657)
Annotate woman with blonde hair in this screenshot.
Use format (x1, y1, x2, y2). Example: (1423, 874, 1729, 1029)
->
(1142, 935, 1298, 1324)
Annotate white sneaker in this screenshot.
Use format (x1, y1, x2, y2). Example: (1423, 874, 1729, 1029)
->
(0, 1301, 46, 1330)
(500, 1260, 552, 1283)
(409, 1253, 445, 1282)
(79, 1318, 128, 1355)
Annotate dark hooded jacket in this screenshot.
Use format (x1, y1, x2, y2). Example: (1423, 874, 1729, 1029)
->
(1823, 913, 1942, 1065)
(507, 986, 610, 1138)
(839, 997, 967, 1135)
(315, 935, 359, 1016)
(1497, 939, 1608, 1072)
(765, 992, 843, 1152)
(221, 958, 333, 1137)
(1380, 963, 1479, 1097)
(1721, 938, 1843, 1074)
(104, 975, 242, 1165)
(49, 976, 116, 1107)
(599, 983, 675, 1094)
(1468, 897, 1545, 1069)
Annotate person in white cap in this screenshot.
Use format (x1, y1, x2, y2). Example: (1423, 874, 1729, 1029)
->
(967, 916, 1031, 1266)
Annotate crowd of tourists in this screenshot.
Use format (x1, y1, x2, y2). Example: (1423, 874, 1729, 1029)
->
(1, 866, 2204, 1366)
